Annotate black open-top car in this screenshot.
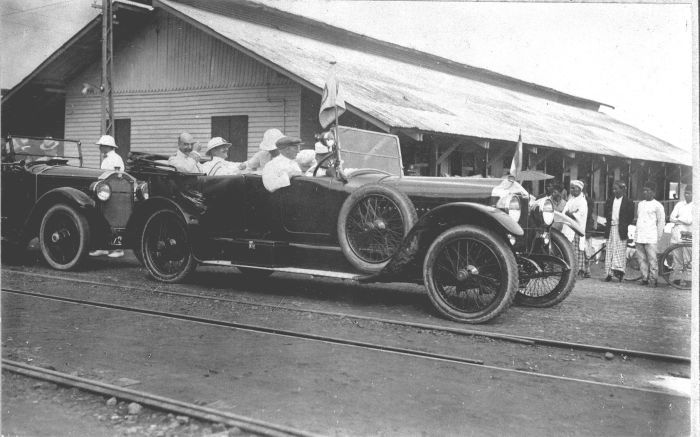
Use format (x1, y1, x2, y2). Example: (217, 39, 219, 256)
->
(2, 136, 148, 270)
(127, 127, 583, 323)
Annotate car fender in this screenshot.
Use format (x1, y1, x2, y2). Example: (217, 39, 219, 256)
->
(126, 196, 201, 248)
(22, 187, 96, 238)
(360, 202, 523, 283)
(553, 211, 584, 236)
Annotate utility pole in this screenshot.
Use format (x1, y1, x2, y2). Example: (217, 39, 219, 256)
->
(95, 0, 114, 136)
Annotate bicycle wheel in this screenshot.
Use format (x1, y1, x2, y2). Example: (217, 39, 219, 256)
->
(660, 244, 692, 290)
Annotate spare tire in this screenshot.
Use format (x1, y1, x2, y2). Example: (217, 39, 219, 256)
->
(337, 184, 417, 273)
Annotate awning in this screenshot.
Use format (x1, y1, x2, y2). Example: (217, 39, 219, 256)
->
(157, 0, 689, 166)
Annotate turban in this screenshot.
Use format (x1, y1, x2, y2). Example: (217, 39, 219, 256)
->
(570, 180, 584, 190)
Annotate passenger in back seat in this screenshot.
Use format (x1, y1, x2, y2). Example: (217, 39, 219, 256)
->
(262, 136, 303, 192)
(201, 137, 243, 176)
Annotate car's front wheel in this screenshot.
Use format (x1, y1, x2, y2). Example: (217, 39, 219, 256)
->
(140, 209, 196, 282)
(515, 228, 576, 307)
(39, 204, 90, 270)
(423, 225, 517, 323)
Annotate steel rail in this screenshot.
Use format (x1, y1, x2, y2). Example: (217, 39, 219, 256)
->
(3, 269, 691, 364)
(2, 287, 484, 366)
(2, 359, 320, 437)
(3, 287, 687, 397)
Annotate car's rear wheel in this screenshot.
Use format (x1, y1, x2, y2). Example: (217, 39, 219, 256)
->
(338, 184, 417, 273)
(39, 204, 90, 270)
(423, 226, 517, 323)
(515, 228, 576, 307)
(141, 209, 196, 282)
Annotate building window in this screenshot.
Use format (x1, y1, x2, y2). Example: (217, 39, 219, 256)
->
(211, 115, 248, 162)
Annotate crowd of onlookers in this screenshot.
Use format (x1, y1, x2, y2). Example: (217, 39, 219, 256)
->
(537, 178, 693, 287)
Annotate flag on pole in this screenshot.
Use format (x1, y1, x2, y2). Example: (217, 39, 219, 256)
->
(319, 72, 346, 129)
(509, 131, 523, 179)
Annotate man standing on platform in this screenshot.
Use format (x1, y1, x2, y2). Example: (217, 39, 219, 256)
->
(603, 181, 635, 282)
(634, 181, 666, 286)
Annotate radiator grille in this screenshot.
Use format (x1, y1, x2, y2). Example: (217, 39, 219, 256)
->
(100, 175, 133, 228)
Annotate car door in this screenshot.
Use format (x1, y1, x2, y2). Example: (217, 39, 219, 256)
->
(1, 162, 35, 236)
(277, 175, 348, 244)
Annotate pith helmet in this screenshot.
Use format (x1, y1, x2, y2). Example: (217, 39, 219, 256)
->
(204, 137, 232, 155)
(96, 135, 118, 149)
(259, 129, 285, 152)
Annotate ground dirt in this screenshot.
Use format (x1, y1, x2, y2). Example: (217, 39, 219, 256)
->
(1, 249, 693, 436)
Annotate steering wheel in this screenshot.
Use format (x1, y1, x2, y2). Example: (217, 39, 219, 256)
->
(344, 168, 392, 178)
(312, 153, 335, 177)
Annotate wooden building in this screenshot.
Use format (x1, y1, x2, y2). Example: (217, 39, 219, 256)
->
(2, 0, 692, 211)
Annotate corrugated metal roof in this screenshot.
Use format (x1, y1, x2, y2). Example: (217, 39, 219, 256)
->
(158, 0, 690, 166)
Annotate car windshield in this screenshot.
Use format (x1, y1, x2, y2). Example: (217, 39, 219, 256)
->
(6, 136, 82, 167)
(335, 126, 403, 176)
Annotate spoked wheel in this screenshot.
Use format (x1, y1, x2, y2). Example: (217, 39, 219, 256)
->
(39, 204, 90, 270)
(515, 229, 576, 307)
(624, 251, 642, 282)
(338, 184, 417, 273)
(423, 226, 517, 323)
(660, 244, 692, 290)
(140, 209, 196, 282)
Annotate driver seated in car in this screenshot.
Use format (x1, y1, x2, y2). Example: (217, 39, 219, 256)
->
(295, 149, 317, 174)
(262, 136, 303, 192)
(201, 137, 243, 176)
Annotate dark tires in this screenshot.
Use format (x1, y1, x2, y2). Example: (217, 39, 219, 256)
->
(141, 209, 196, 282)
(39, 204, 90, 270)
(659, 244, 692, 289)
(423, 225, 518, 323)
(338, 184, 417, 273)
(516, 228, 576, 307)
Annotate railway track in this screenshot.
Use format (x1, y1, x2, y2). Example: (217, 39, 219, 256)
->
(2, 287, 688, 396)
(2, 359, 320, 437)
(2, 269, 690, 364)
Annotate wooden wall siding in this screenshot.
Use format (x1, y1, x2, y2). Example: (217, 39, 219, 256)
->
(73, 10, 294, 93)
(65, 86, 301, 169)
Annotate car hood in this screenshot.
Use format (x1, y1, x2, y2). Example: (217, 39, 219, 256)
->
(33, 165, 114, 178)
(377, 175, 528, 202)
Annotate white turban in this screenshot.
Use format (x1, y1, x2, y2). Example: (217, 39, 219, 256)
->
(570, 180, 584, 190)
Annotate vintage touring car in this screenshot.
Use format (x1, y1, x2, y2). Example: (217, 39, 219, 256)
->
(127, 127, 581, 323)
(1, 135, 148, 270)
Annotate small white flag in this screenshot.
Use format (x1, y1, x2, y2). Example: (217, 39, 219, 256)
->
(510, 131, 523, 179)
(319, 72, 346, 129)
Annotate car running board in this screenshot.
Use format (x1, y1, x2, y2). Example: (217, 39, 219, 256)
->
(200, 260, 370, 281)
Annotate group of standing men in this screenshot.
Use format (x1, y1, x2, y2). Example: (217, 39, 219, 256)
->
(541, 176, 693, 287)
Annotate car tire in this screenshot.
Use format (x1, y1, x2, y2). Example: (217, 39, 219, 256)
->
(515, 228, 576, 307)
(39, 204, 90, 270)
(423, 225, 518, 323)
(140, 209, 196, 283)
(337, 184, 417, 274)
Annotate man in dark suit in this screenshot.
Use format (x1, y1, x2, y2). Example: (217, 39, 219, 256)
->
(603, 181, 635, 281)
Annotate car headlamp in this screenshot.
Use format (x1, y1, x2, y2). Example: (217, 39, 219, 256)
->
(91, 181, 111, 201)
(136, 181, 149, 200)
(541, 199, 554, 226)
(496, 193, 521, 222)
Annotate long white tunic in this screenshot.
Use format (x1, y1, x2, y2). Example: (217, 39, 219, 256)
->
(562, 193, 588, 250)
(635, 199, 665, 244)
(669, 200, 692, 244)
